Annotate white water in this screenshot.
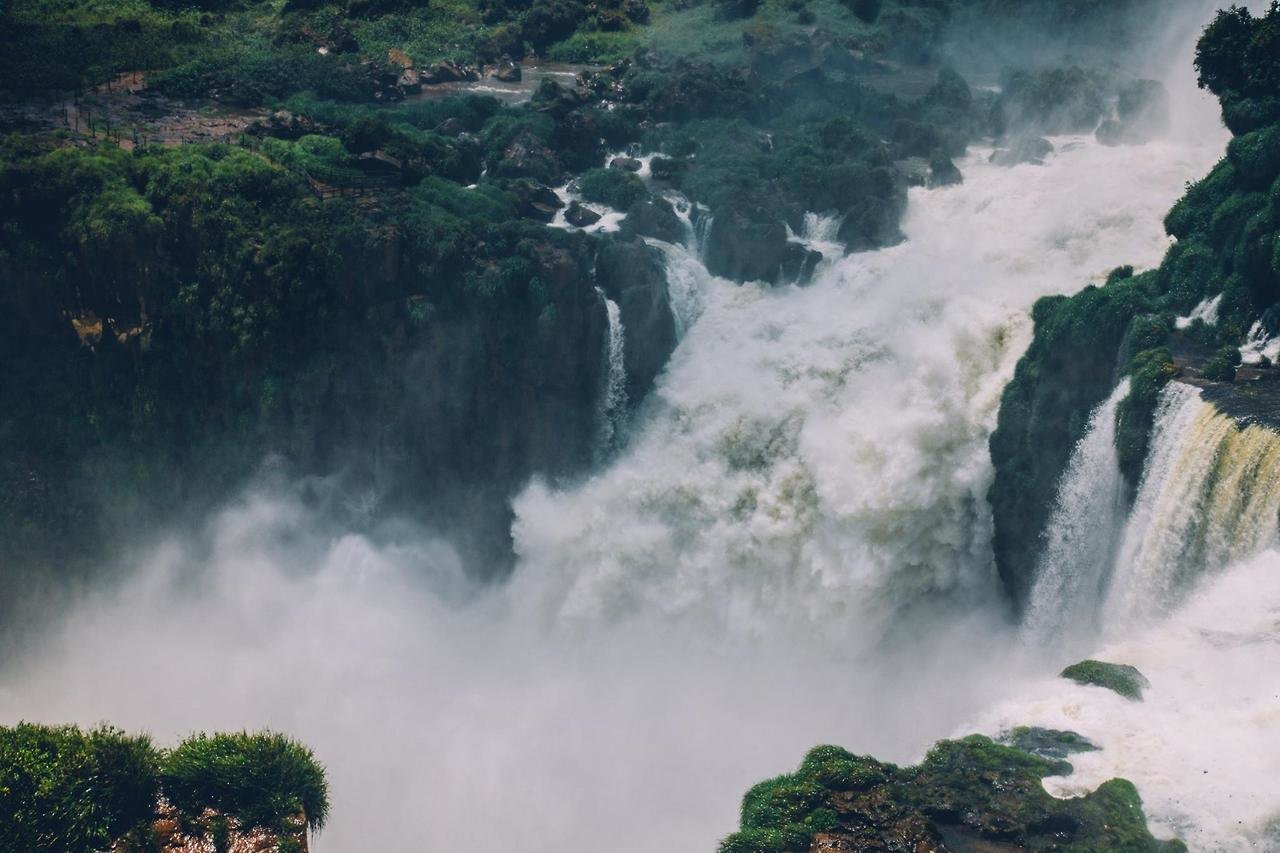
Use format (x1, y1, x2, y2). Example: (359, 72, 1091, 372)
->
(1104, 384, 1280, 629)
(1022, 379, 1131, 646)
(595, 288, 629, 456)
(0, 23, 1244, 853)
(975, 547, 1280, 852)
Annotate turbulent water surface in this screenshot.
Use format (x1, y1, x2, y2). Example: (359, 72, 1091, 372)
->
(2, 31, 1268, 853)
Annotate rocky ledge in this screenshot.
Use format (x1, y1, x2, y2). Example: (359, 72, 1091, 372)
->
(719, 736, 1182, 853)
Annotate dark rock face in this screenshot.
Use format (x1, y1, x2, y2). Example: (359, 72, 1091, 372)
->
(508, 179, 565, 221)
(837, 193, 905, 253)
(704, 205, 789, 282)
(996, 66, 1108, 136)
(719, 738, 1183, 853)
(781, 241, 822, 285)
(595, 235, 678, 403)
(621, 197, 686, 244)
(990, 136, 1054, 167)
(929, 155, 963, 187)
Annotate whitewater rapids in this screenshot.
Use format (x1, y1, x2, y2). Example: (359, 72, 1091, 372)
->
(0, 39, 1251, 853)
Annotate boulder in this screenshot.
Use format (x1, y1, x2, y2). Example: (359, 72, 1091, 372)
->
(595, 235, 678, 403)
(621, 198, 685, 244)
(494, 58, 522, 82)
(422, 60, 477, 84)
(704, 204, 788, 282)
(565, 200, 602, 227)
(508, 180, 565, 222)
(998, 727, 1099, 762)
(396, 68, 422, 94)
(990, 136, 1054, 167)
(895, 156, 932, 187)
(1060, 659, 1151, 701)
(609, 156, 643, 172)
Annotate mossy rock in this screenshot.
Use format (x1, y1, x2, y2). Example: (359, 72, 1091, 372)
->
(1061, 660, 1151, 701)
(1000, 727, 1099, 762)
(719, 735, 1180, 852)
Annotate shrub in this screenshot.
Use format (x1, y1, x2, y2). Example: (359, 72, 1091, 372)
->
(0, 723, 161, 853)
(576, 166, 647, 209)
(160, 731, 329, 832)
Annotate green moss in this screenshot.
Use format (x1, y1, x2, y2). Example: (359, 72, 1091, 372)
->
(720, 733, 1180, 852)
(1061, 660, 1151, 701)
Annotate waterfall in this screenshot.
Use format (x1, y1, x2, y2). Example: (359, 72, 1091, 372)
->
(596, 288, 628, 455)
(1103, 383, 1280, 627)
(1022, 379, 1131, 644)
(513, 130, 1223, 645)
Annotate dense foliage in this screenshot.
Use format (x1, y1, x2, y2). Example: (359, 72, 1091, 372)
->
(0, 723, 325, 852)
(161, 731, 330, 832)
(989, 2, 1280, 609)
(719, 737, 1182, 852)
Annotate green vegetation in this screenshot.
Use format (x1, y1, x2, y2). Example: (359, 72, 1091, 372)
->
(162, 731, 329, 833)
(1061, 660, 1151, 701)
(989, 2, 1280, 608)
(719, 736, 1183, 852)
(0, 723, 159, 853)
(577, 166, 648, 208)
(0, 723, 325, 852)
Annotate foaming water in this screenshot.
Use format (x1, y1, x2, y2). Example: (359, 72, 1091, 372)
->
(513, 132, 1225, 647)
(1022, 379, 1131, 646)
(973, 547, 1280, 851)
(1104, 385, 1280, 628)
(0, 29, 1237, 853)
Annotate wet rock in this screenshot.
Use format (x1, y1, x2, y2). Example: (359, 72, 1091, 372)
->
(648, 156, 682, 180)
(494, 58, 522, 82)
(422, 60, 478, 84)
(990, 136, 1054, 166)
(721, 738, 1182, 853)
(838, 193, 906, 253)
(595, 234, 678, 403)
(1061, 659, 1151, 701)
(609, 156, 643, 172)
(492, 129, 561, 183)
(508, 179, 565, 222)
(896, 156, 932, 187)
(396, 68, 422, 94)
(999, 726, 1099, 762)
(704, 203, 788, 283)
(565, 200, 602, 227)
(781, 241, 822, 285)
(621, 197, 685, 244)
(929, 154, 963, 187)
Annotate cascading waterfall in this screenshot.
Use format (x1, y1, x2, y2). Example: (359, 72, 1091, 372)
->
(595, 288, 628, 455)
(1021, 378, 1131, 644)
(0, 39, 1244, 853)
(1102, 383, 1280, 627)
